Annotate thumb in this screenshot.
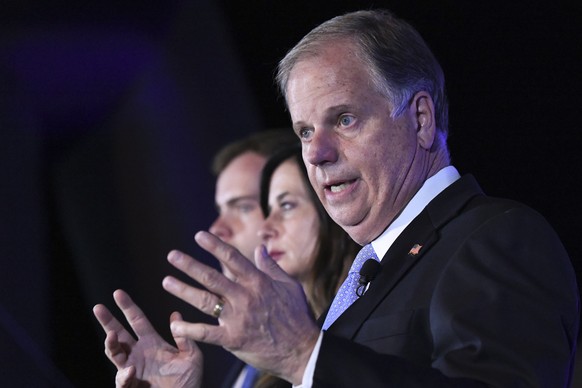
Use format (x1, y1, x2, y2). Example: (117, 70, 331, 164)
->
(170, 311, 199, 354)
(115, 365, 136, 388)
(254, 245, 293, 282)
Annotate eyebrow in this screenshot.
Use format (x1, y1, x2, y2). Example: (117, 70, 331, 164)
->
(222, 195, 259, 208)
(293, 104, 353, 128)
(275, 191, 290, 203)
(327, 104, 352, 113)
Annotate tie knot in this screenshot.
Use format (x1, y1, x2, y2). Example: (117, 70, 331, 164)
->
(350, 243, 379, 273)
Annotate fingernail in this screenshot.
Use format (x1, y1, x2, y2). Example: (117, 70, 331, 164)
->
(261, 244, 268, 258)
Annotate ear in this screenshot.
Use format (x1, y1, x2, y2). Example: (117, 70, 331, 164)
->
(411, 91, 436, 150)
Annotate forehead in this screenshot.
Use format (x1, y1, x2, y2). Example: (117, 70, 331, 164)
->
(285, 44, 378, 119)
(269, 159, 307, 197)
(215, 152, 265, 199)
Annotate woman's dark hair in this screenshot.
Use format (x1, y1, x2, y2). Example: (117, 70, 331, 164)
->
(259, 145, 359, 317)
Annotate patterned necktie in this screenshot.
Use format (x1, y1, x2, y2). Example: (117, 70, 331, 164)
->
(322, 243, 379, 330)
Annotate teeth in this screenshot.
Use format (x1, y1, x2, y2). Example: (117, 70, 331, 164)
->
(330, 182, 349, 193)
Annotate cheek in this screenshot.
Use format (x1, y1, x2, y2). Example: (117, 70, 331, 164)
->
(307, 167, 318, 190)
(279, 203, 321, 274)
(294, 218, 320, 264)
(246, 217, 265, 233)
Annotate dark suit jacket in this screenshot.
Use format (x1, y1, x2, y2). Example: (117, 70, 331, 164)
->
(221, 359, 245, 388)
(314, 175, 579, 387)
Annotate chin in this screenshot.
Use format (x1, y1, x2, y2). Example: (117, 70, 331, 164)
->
(342, 224, 372, 246)
(331, 212, 364, 233)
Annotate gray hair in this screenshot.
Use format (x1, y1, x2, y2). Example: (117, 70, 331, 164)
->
(276, 9, 449, 136)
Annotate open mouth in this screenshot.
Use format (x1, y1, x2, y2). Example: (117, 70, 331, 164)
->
(326, 179, 355, 193)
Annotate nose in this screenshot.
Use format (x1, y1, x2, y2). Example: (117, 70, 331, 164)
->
(209, 216, 231, 241)
(303, 128, 338, 166)
(258, 217, 277, 242)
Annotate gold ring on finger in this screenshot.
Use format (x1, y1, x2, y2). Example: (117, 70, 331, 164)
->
(212, 300, 225, 319)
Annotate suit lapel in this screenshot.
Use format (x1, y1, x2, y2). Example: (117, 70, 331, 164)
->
(327, 175, 484, 339)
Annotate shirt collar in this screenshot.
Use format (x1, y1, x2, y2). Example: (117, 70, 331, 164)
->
(371, 166, 461, 261)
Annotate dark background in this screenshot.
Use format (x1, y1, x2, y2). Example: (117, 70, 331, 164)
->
(1, 1, 580, 386)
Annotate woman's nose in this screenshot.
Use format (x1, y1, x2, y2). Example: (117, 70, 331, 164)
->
(258, 217, 277, 241)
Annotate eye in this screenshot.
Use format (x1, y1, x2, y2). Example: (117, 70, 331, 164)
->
(298, 127, 314, 141)
(280, 201, 297, 212)
(236, 201, 258, 214)
(338, 114, 355, 127)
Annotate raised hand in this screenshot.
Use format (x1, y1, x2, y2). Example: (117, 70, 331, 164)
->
(161, 231, 320, 385)
(93, 290, 203, 388)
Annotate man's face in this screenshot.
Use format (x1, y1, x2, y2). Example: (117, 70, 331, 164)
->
(209, 151, 266, 260)
(286, 42, 427, 245)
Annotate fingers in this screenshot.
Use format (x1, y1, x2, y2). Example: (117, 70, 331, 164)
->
(93, 303, 118, 333)
(164, 248, 241, 320)
(112, 289, 158, 340)
(93, 303, 136, 346)
(93, 293, 135, 370)
(115, 365, 136, 388)
(166, 249, 236, 294)
(104, 331, 129, 367)
(170, 310, 183, 322)
(170, 320, 225, 348)
(162, 274, 227, 319)
(254, 245, 293, 283)
(170, 311, 200, 354)
(194, 231, 258, 281)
